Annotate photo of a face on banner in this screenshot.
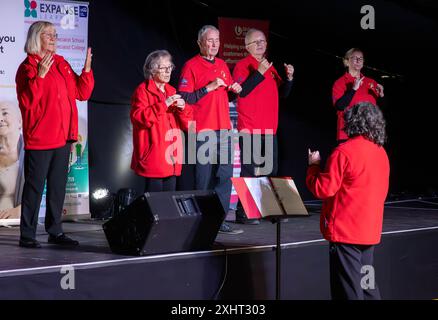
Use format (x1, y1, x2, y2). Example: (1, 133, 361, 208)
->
(0, 99, 24, 221)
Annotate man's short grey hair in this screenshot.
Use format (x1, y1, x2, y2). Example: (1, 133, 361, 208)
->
(197, 25, 219, 42)
(143, 50, 173, 79)
(24, 21, 54, 54)
(245, 28, 265, 45)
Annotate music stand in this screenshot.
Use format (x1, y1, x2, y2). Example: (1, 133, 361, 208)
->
(231, 177, 309, 300)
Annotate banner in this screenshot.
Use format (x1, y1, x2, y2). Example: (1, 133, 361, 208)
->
(0, 0, 90, 225)
(218, 17, 270, 70)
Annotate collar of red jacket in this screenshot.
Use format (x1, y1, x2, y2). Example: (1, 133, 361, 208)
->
(144, 79, 176, 98)
(344, 72, 365, 81)
(27, 53, 64, 66)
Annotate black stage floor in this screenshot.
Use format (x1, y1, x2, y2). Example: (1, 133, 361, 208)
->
(1, 198, 438, 299)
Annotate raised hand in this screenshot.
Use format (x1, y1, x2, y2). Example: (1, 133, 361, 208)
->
(84, 47, 92, 72)
(308, 148, 321, 166)
(284, 63, 294, 80)
(258, 58, 272, 75)
(376, 83, 384, 98)
(37, 53, 54, 78)
(353, 76, 365, 90)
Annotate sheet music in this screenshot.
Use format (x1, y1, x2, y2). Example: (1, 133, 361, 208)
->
(244, 177, 283, 217)
(270, 178, 308, 216)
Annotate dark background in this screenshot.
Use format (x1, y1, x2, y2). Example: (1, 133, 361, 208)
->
(86, 0, 438, 216)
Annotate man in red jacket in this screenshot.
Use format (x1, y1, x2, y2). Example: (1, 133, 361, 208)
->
(178, 25, 243, 235)
(306, 102, 390, 300)
(15, 21, 94, 248)
(232, 28, 294, 224)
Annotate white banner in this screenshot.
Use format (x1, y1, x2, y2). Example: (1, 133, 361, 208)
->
(0, 0, 90, 225)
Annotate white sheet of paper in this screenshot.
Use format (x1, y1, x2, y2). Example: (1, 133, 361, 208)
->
(244, 177, 283, 217)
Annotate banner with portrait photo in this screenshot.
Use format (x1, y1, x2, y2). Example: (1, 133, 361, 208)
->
(0, 0, 90, 225)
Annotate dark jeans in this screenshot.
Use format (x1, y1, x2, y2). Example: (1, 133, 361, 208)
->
(20, 143, 71, 240)
(144, 176, 177, 192)
(329, 242, 381, 300)
(195, 130, 234, 214)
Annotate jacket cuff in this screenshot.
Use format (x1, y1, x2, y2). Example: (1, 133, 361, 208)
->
(307, 164, 320, 175)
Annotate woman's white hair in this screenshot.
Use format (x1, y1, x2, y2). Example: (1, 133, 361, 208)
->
(143, 50, 173, 79)
(24, 20, 54, 55)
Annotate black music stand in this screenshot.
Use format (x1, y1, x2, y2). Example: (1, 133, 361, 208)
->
(232, 177, 309, 300)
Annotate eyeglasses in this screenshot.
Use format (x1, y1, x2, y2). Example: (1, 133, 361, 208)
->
(157, 65, 174, 73)
(350, 56, 364, 63)
(246, 39, 267, 46)
(41, 32, 58, 39)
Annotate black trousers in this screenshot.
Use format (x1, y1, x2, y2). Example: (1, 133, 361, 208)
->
(329, 242, 381, 300)
(20, 143, 71, 240)
(144, 176, 177, 192)
(239, 133, 278, 177)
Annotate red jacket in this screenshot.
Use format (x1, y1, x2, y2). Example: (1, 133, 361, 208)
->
(16, 54, 94, 150)
(130, 80, 193, 178)
(178, 55, 232, 132)
(306, 136, 390, 245)
(332, 73, 379, 140)
(233, 55, 282, 134)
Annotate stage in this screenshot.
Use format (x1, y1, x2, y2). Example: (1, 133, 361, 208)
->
(0, 198, 437, 300)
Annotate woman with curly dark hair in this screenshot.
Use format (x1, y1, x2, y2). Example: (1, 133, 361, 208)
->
(306, 102, 390, 300)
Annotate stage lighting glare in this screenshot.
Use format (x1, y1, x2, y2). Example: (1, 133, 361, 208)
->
(93, 188, 110, 200)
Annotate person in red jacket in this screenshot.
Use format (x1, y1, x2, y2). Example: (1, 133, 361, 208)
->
(178, 25, 243, 235)
(232, 28, 294, 224)
(332, 48, 384, 142)
(15, 21, 94, 248)
(131, 50, 192, 192)
(307, 102, 390, 300)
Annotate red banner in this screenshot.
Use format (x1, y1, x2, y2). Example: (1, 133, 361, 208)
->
(218, 17, 270, 70)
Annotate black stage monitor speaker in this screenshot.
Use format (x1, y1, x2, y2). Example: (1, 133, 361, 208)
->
(103, 190, 225, 256)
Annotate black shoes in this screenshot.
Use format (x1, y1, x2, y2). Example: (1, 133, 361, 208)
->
(235, 209, 261, 225)
(48, 233, 79, 246)
(218, 222, 243, 235)
(19, 238, 42, 249)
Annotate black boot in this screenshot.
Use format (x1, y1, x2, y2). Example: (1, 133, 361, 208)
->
(48, 233, 79, 246)
(235, 207, 260, 225)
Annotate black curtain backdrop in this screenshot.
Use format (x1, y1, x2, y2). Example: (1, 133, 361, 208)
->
(86, 0, 438, 216)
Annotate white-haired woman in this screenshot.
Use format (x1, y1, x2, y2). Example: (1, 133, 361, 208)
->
(332, 48, 384, 142)
(15, 20, 94, 248)
(131, 50, 192, 192)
